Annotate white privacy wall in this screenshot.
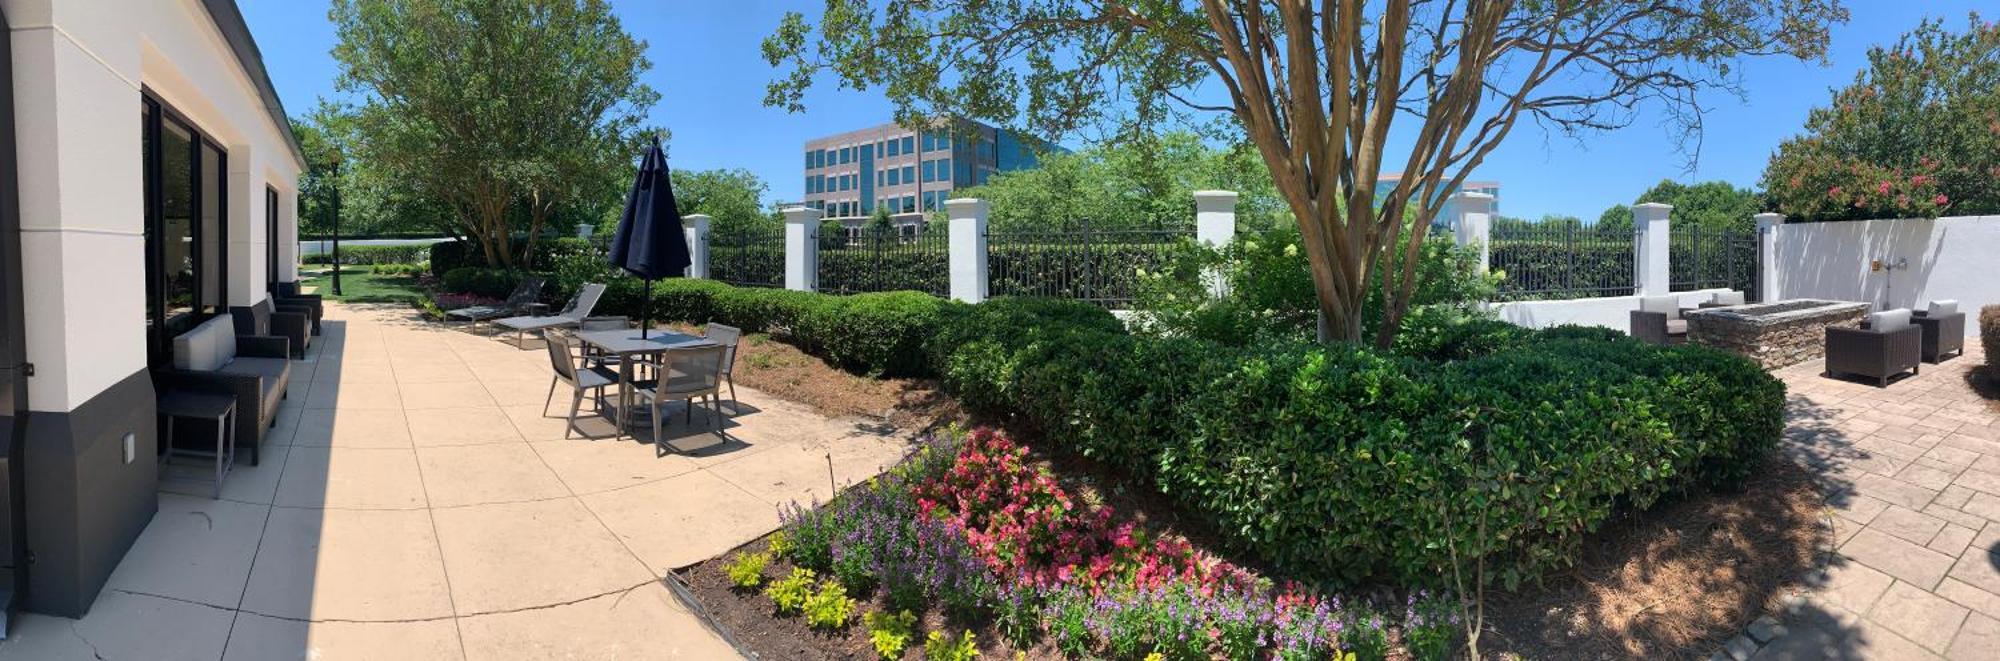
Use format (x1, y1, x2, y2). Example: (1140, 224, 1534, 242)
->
(6, 0, 306, 410)
(1489, 289, 1733, 330)
(1770, 215, 1998, 338)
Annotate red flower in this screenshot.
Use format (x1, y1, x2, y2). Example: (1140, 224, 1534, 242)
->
(1934, 194, 1950, 206)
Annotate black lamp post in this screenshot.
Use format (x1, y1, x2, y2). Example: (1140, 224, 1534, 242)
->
(329, 159, 343, 296)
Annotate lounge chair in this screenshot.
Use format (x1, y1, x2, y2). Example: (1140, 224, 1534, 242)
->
(494, 283, 607, 348)
(1826, 308, 1921, 387)
(272, 282, 324, 336)
(1629, 295, 1694, 346)
(447, 276, 546, 324)
(152, 315, 291, 465)
(1912, 300, 1965, 363)
(230, 298, 312, 359)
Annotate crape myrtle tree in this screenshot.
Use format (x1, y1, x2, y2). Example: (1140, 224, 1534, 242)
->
(331, 0, 658, 269)
(1763, 14, 2000, 222)
(763, 0, 1847, 345)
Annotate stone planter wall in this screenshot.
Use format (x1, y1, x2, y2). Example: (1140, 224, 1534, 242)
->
(1686, 300, 1870, 369)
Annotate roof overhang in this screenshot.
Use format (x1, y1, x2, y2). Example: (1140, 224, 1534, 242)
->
(196, 0, 309, 173)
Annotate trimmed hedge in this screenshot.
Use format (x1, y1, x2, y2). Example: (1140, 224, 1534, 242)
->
(924, 297, 1786, 588)
(589, 279, 941, 377)
(303, 243, 432, 265)
(440, 267, 528, 300)
(429, 237, 599, 277)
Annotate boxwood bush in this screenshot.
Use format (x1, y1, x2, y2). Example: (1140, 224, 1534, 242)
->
(925, 297, 1787, 589)
(582, 279, 943, 378)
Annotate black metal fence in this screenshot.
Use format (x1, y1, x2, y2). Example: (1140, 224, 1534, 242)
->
(1488, 224, 1636, 301)
(986, 221, 1195, 308)
(817, 225, 951, 296)
(709, 225, 785, 288)
(1669, 226, 1760, 300)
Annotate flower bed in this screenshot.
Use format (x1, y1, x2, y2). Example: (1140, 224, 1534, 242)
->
(701, 427, 1461, 660)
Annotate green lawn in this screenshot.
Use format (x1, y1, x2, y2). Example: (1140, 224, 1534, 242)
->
(300, 269, 427, 303)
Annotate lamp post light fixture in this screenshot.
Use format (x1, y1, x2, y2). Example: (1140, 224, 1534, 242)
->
(330, 159, 342, 296)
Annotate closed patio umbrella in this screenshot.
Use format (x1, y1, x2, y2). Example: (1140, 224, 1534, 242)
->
(607, 136, 691, 338)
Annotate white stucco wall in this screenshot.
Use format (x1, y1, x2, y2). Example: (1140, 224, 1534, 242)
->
(1770, 215, 1997, 338)
(1490, 288, 1735, 331)
(7, 0, 305, 411)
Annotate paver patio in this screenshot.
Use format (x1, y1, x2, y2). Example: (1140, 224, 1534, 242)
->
(1762, 344, 2000, 660)
(0, 302, 912, 660)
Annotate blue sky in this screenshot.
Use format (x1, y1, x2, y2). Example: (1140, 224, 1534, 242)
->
(241, 1, 1990, 221)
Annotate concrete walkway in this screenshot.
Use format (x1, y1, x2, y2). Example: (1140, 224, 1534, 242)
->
(1760, 344, 2000, 660)
(0, 303, 912, 660)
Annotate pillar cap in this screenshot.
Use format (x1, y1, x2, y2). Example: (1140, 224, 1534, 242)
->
(944, 198, 990, 215)
(1754, 212, 1785, 228)
(781, 206, 824, 223)
(1450, 191, 1496, 200)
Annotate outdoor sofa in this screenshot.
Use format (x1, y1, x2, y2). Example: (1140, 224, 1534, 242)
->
(495, 283, 607, 348)
(1698, 290, 1747, 309)
(1912, 300, 1965, 363)
(152, 315, 291, 465)
(1630, 294, 1695, 346)
(1826, 308, 1922, 387)
(231, 298, 312, 359)
(273, 281, 323, 335)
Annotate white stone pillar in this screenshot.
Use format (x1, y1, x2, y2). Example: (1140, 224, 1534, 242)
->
(947, 198, 990, 303)
(1633, 202, 1673, 296)
(1450, 191, 1495, 273)
(1755, 212, 1784, 302)
(782, 206, 822, 292)
(1193, 190, 1239, 297)
(279, 186, 301, 283)
(683, 214, 711, 279)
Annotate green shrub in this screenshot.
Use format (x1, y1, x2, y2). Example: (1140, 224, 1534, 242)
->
(922, 630, 978, 661)
(439, 268, 528, 299)
(926, 298, 1788, 589)
(802, 580, 857, 630)
(798, 291, 943, 376)
(304, 243, 433, 265)
(764, 568, 816, 615)
(724, 551, 770, 589)
(863, 610, 918, 660)
(1983, 305, 1999, 379)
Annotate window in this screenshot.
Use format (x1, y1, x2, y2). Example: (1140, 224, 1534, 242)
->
(938, 157, 953, 184)
(876, 141, 884, 157)
(920, 132, 933, 152)
(938, 133, 952, 150)
(887, 168, 900, 186)
(902, 195, 916, 213)
(886, 138, 900, 157)
(142, 95, 228, 366)
(901, 136, 914, 154)
(901, 165, 914, 185)
(266, 186, 280, 292)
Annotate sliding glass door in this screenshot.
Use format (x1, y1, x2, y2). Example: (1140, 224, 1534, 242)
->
(141, 95, 228, 366)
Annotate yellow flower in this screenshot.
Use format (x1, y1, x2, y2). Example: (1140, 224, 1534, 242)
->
(1285, 243, 1299, 257)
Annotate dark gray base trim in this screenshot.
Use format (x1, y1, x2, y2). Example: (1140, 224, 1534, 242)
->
(21, 368, 157, 618)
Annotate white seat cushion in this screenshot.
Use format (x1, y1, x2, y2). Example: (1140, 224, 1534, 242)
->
(1712, 291, 1746, 306)
(1869, 308, 1913, 333)
(1927, 300, 1958, 317)
(1639, 295, 1682, 319)
(172, 316, 236, 371)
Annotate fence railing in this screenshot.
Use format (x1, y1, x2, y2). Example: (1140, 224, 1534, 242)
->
(709, 225, 785, 288)
(1488, 224, 1636, 301)
(817, 225, 950, 295)
(1669, 226, 1760, 300)
(986, 220, 1194, 308)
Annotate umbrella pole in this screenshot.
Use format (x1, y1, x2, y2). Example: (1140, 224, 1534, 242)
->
(641, 278, 651, 339)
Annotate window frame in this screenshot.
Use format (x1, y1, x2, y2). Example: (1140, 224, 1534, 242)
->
(141, 91, 230, 366)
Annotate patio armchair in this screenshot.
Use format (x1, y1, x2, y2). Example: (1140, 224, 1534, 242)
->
(152, 315, 291, 465)
(1826, 309, 1922, 387)
(1698, 290, 1747, 309)
(704, 322, 743, 404)
(1629, 295, 1694, 346)
(494, 283, 607, 348)
(231, 298, 312, 359)
(1912, 300, 1965, 363)
(540, 329, 619, 439)
(633, 345, 729, 451)
(272, 281, 323, 336)
(446, 276, 546, 324)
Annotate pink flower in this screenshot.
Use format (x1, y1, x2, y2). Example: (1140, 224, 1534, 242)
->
(1934, 194, 1950, 206)
(1876, 181, 1892, 195)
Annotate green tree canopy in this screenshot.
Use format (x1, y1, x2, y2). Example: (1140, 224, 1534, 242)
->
(1763, 14, 2000, 221)
(1632, 179, 1763, 231)
(672, 168, 777, 234)
(330, 0, 657, 267)
(765, 0, 1847, 345)
(956, 131, 1286, 232)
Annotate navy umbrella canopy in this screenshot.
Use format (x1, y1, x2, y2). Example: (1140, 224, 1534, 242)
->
(607, 137, 692, 337)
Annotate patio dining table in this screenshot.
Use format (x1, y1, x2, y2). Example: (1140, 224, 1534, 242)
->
(574, 328, 719, 434)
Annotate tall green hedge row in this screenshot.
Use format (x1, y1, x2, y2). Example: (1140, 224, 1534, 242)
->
(431, 273, 1783, 588)
(303, 243, 433, 265)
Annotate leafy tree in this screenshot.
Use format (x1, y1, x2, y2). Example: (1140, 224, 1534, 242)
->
(957, 132, 1286, 232)
(1596, 204, 1633, 233)
(330, 0, 657, 267)
(763, 0, 1846, 345)
(1632, 179, 1762, 231)
(1764, 14, 1999, 221)
(673, 168, 777, 234)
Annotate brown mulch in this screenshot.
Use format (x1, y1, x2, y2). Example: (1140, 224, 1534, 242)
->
(1478, 457, 1825, 660)
(658, 323, 970, 433)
